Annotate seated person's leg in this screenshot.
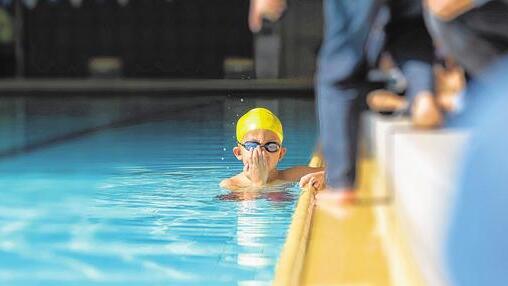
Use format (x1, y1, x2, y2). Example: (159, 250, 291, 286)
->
(425, 1, 508, 78)
(386, 2, 443, 128)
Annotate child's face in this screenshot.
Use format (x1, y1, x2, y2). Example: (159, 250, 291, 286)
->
(233, 129, 286, 171)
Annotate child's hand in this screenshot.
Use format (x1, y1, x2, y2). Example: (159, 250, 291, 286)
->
(299, 171, 325, 191)
(244, 146, 270, 186)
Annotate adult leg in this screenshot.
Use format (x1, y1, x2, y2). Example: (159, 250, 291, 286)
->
(425, 0, 508, 78)
(425, 0, 508, 124)
(387, 8, 435, 104)
(316, 0, 381, 190)
(387, 0, 441, 128)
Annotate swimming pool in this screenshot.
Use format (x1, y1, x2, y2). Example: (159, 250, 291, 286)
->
(0, 95, 317, 285)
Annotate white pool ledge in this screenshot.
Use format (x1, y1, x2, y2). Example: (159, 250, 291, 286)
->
(363, 112, 470, 286)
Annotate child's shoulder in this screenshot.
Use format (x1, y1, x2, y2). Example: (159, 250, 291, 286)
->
(220, 173, 249, 191)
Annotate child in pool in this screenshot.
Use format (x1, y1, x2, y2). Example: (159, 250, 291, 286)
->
(220, 107, 325, 191)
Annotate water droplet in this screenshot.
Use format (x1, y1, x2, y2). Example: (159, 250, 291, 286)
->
(240, 98, 244, 102)
(223, 147, 227, 151)
(221, 157, 225, 160)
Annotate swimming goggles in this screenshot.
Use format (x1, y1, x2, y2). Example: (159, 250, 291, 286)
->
(238, 141, 281, 153)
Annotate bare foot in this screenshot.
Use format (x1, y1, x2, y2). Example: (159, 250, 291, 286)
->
(411, 91, 444, 129)
(435, 63, 465, 113)
(367, 90, 407, 112)
(437, 92, 460, 113)
(315, 188, 357, 205)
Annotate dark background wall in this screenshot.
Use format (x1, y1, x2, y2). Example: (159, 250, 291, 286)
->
(22, 0, 253, 78)
(280, 0, 322, 78)
(0, 0, 323, 79)
(0, 3, 15, 77)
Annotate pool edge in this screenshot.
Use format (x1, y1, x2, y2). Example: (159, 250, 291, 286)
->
(272, 153, 323, 286)
(273, 156, 428, 286)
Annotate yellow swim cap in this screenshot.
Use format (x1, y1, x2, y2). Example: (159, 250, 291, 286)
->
(236, 107, 284, 143)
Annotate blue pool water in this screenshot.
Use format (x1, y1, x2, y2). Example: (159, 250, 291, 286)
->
(0, 95, 317, 285)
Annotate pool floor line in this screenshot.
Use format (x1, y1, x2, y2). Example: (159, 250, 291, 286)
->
(0, 99, 223, 160)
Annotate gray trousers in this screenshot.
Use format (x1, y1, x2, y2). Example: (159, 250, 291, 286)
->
(425, 0, 508, 78)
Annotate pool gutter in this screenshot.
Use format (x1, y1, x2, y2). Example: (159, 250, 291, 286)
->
(0, 79, 313, 96)
(273, 155, 427, 285)
(272, 154, 323, 286)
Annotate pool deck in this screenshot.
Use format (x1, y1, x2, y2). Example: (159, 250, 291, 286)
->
(274, 112, 468, 286)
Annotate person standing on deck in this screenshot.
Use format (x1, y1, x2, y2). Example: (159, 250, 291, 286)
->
(249, 0, 437, 203)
